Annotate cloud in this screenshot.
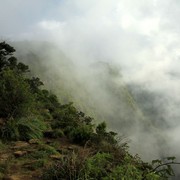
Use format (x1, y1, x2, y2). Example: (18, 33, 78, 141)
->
(1, 0, 180, 167)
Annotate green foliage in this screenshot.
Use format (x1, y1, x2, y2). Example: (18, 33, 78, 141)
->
(0, 42, 29, 73)
(0, 69, 35, 118)
(96, 121, 106, 134)
(17, 117, 46, 140)
(85, 153, 112, 179)
(0, 42, 178, 180)
(0, 163, 7, 174)
(28, 150, 49, 159)
(0, 42, 47, 141)
(91, 122, 118, 147)
(69, 125, 93, 145)
(28, 159, 47, 170)
(42, 151, 88, 180)
(0, 118, 19, 140)
(52, 129, 64, 138)
(38, 144, 59, 155)
(26, 77, 44, 93)
(149, 157, 177, 179)
(37, 90, 61, 113)
(0, 140, 6, 149)
(51, 102, 79, 129)
(0, 41, 15, 70)
(0, 116, 46, 140)
(104, 164, 143, 180)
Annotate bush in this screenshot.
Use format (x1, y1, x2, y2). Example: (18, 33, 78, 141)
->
(0, 118, 18, 140)
(0, 69, 35, 118)
(51, 103, 79, 129)
(104, 164, 143, 180)
(91, 122, 118, 147)
(52, 129, 64, 138)
(42, 150, 89, 180)
(85, 152, 112, 179)
(69, 125, 93, 145)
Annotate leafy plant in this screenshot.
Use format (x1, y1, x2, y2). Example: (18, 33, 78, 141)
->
(42, 151, 89, 180)
(17, 116, 47, 140)
(38, 144, 59, 155)
(0, 116, 46, 140)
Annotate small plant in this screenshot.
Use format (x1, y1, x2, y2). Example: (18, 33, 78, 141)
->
(27, 150, 49, 159)
(42, 150, 89, 180)
(0, 140, 6, 149)
(38, 144, 59, 155)
(17, 116, 47, 140)
(0, 163, 7, 174)
(0, 116, 46, 140)
(28, 159, 47, 170)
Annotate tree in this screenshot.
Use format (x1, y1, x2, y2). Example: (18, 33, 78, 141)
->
(0, 41, 29, 73)
(0, 69, 35, 118)
(0, 41, 15, 70)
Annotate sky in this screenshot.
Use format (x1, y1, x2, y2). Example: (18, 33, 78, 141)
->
(1, 0, 180, 83)
(1, 0, 180, 166)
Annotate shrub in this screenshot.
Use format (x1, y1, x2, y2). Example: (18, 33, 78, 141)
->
(52, 129, 64, 138)
(96, 121, 107, 135)
(51, 105, 79, 127)
(104, 164, 143, 180)
(91, 122, 118, 147)
(0, 69, 35, 118)
(42, 150, 90, 180)
(85, 152, 112, 179)
(0, 118, 19, 140)
(69, 125, 93, 145)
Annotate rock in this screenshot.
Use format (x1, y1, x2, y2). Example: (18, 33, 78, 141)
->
(23, 160, 38, 170)
(0, 154, 10, 161)
(45, 139, 53, 144)
(50, 154, 63, 160)
(0, 118, 5, 126)
(3, 175, 21, 180)
(3, 174, 32, 180)
(12, 141, 29, 149)
(67, 146, 74, 151)
(57, 148, 63, 153)
(29, 139, 40, 144)
(14, 151, 27, 157)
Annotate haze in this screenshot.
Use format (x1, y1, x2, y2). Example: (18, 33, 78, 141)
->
(1, 0, 180, 176)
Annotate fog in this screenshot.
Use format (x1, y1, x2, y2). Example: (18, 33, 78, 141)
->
(1, 0, 180, 177)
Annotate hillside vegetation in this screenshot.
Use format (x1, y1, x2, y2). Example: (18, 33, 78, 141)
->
(0, 42, 177, 179)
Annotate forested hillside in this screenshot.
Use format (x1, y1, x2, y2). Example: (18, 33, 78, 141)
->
(0, 42, 177, 179)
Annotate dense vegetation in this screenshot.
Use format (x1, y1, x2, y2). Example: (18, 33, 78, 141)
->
(0, 42, 177, 179)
